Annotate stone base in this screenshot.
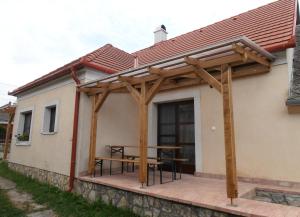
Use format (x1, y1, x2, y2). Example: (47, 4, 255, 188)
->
(253, 188, 300, 207)
(7, 162, 69, 191)
(74, 179, 242, 217)
(195, 172, 300, 189)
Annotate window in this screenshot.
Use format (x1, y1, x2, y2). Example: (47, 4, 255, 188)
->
(42, 103, 58, 134)
(49, 106, 56, 132)
(16, 108, 33, 144)
(23, 112, 32, 136)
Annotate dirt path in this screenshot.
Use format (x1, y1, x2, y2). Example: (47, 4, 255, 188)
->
(0, 176, 57, 217)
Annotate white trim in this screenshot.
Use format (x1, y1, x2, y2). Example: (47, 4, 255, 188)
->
(16, 141, 31, 146)
(15, 106, 34, 146)
(41, 100, 59, 134)
(148, 87, 203, 173)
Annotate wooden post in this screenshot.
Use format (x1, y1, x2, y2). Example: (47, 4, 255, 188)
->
(221, 65, 238, 200)
(139, 82, 148, 186)
(88, 95, 98, 174)
(122, 78, 165, 186)
(3, 112, 14, 160)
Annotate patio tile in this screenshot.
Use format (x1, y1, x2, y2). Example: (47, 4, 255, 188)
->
(79, 172, 300, 217)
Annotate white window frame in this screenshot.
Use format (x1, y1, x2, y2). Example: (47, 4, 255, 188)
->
(16, 106, 34, 146)
(41, 101, 59, 135)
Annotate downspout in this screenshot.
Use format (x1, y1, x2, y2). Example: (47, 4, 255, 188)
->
(68, 67, 81, 192)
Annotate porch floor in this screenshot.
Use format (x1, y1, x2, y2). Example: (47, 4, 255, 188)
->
(79, 171, 300, 217)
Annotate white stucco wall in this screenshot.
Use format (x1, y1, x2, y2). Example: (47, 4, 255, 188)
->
(9, 77, 76, 176)
(9, 68, 108, 176)
(76, 92, 139, 174)
(200, 62, 300, 182)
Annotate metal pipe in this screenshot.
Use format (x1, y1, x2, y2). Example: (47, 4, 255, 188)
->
(68, 68, 81, 192)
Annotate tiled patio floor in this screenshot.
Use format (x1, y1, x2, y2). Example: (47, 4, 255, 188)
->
(79, 171, 300, 217)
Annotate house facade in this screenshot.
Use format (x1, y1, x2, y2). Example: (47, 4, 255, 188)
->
(6, 0, 300, 197)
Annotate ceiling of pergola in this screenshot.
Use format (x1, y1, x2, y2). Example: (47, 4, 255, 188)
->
(79, 36, 275, 96)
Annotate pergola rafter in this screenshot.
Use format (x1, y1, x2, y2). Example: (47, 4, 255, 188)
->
(80, 37, 275, 202)
(0, 104, 16, 160)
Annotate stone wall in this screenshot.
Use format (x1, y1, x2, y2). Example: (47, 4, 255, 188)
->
(74, 179, 242, 217)
(8, 162, 69, 191)
(252, 188, 300, 207)
(7, 162, 242, 216)
(287, 25, 300, 104)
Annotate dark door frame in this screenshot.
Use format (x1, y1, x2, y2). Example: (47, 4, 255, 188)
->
(157, 100, 195, 174)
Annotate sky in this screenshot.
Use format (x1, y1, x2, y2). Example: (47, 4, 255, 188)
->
(0, 0, 276, 106)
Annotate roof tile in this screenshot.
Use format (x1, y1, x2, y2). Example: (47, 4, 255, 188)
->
(133, 0, 297, 65)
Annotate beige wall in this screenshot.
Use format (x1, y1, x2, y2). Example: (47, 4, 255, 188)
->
(10, 60, 300, 184)
(200, 63, 300, 182)
(76, 92, 139, 174)
(77, 61, 300, 182)
(9, 80, 76, 176)
(77, 62, 300, 183)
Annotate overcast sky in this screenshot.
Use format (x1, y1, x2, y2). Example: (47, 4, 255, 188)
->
(0, 0, 275, 106)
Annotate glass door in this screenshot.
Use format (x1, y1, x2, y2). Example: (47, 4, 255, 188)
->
(157, 100, 195, 174)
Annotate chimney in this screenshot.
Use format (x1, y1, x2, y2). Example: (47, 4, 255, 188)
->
(154, 24, 168, 44)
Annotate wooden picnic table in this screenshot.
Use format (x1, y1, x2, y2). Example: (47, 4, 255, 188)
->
(107, 145, 182, 149)
(106, 144, 184, 181)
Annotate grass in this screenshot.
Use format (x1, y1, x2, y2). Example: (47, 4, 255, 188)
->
(0, 161, 138, 217)
(0, 190, 26, 217)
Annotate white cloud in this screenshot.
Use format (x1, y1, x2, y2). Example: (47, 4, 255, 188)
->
(0, 0, 275, 105)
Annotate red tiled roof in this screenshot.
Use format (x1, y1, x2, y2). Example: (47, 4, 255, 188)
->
(133, 0, 297, 65)
(10, 0, 297, 96)
(10, 44, 134, 95)
(84, 44, 134, 72)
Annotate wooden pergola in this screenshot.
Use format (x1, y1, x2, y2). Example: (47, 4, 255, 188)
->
(79, 36, 275, 201)
(1, 103, 16, 160)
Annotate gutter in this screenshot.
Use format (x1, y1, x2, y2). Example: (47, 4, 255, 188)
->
(266, 0, 298, 53)
(9, 58, 116, 96)
(265, 37, 296, 53)
(68, 67, 81, 192)
(81, 59, 117, 74)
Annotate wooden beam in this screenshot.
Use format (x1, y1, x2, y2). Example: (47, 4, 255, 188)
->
(185, 57, 222, 93)
(159, 78, 202, 92)
(94, 89, 109, 113)
(139, 82, 148, 186)
(124, 82, 141, 103)
(232, 44, 270, 67)
(88, 96, 98, 174)
(84, 63, 269, 96)
(145, 77, 165, 104)
(148, 67, 165, 75)
(221, 65, 238, 200)
(118, 75, 135, 84)
(95, 82, 111, 88)
(83, 53, 244, 95)
(3, 112, 14, 160)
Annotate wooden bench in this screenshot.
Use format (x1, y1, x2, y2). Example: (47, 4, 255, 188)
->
(94, 157, 164, 186)
(94, 157, 138, 176)
(124, 155, 188, 180)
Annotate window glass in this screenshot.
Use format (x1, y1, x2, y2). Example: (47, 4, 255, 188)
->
(23, 112, 32, 137)
(179, 104, 194, 123)
(159, 104, 175, 124)
(159, 124, 175, 136)
(49, 107, 56, 132)
(179, 124, 195, 143)
(43, 104, 57, 133)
